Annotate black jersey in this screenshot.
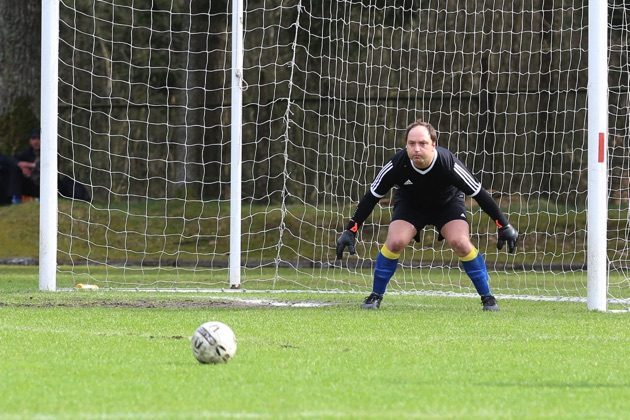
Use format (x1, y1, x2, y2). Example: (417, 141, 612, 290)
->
(349, 146, 508, 229)
(370, 146, 481, 211)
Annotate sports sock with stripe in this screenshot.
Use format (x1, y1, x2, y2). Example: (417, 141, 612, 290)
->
(372, 245, 400, 295)
(460, 247, 492, 296)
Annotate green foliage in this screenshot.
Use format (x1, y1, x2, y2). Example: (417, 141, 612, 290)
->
(0, 280, 628, 418)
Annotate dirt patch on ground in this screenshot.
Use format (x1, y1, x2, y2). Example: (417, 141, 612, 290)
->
(1, 297, 334, 309)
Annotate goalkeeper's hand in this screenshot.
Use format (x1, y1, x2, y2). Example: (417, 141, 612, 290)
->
(497, 224, 519, 253)
(336, 221, 359, 259)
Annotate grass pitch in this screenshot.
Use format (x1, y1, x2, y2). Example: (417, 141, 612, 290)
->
(1, 267, 629, 418)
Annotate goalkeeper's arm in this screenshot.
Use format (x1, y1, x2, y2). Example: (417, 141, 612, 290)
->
(473, 188, 519, 253)
(336, 192, 380, 259)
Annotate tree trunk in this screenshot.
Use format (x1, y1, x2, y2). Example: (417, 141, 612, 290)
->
(0, 0, 41, 153)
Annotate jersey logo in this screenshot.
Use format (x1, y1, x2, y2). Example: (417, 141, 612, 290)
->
(460, 213, 466, 218)
(403, 179, 413, 185)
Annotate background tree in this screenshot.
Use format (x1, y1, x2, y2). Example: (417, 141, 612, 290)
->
(0, 1, 41, 155)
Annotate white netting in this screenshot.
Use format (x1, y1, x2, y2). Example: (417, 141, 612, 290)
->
(54, 0, 628, 308)
(608, 1, 630, 309)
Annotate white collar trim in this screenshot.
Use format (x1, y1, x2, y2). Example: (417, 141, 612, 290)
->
(410, 149, 437, 174)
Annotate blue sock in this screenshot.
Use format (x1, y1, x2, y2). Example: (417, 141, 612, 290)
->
(372, 246, 399, 295)
(460, 249, 491, 296)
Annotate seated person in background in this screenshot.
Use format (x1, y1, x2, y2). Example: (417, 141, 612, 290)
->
(0, 154, 21, 205)
(12, 128, 91, 204)
(14, 128, 41, 201)
(59, 175, 91, 202)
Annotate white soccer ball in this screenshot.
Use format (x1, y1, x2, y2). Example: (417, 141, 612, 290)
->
(191, 321, 237, 364)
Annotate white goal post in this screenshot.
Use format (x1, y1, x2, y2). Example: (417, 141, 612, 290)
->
(39, 0, 59, 292)
(586, 1, 608, 311)
(39, 0, 628, 311)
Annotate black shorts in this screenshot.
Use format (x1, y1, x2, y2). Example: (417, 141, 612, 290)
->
(391, 193, 468, 241)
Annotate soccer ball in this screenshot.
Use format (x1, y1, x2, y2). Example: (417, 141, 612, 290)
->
(191, 321, 237, 364)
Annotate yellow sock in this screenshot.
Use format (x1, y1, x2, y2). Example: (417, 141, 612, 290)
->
(459, 247, 478, 262)
(380, 245, 400, 260)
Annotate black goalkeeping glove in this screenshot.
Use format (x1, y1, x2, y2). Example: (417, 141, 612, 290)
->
(336, 220, 359, 259)
(497, 224, 519, 254)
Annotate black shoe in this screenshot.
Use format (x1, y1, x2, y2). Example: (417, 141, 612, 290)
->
(361, 292, 383, 309)
(481, 295, 499, 311)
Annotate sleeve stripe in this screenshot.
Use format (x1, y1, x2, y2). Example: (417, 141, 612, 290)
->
(454, 163, 482, 195)
(370, 161, 393, 198)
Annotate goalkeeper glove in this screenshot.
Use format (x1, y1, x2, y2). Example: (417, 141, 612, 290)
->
(497, 223, 519, 253)
(336, 220, 359, 259)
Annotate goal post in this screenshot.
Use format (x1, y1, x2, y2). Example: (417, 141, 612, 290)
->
(39, 0, 59, 292)
(586, 0, 608, 311)
(39, 1, 628, 311)
(229, 0, 244, 289)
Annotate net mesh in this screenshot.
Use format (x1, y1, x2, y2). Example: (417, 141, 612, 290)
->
(55, 0, 628, 308)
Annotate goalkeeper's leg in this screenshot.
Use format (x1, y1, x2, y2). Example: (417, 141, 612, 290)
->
(442, 220, 499, 311)
(362, 220, 415, 309)
(460, 247, 491, 296)
(362, 246, 399, 309)
(461, 249, 499, 311)
(372, 245, 400, 295)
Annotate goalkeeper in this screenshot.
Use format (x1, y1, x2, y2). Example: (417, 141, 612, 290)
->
(336, 120, 518, 311)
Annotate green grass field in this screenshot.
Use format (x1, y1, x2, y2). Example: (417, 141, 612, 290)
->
(1, 266, 629, 418)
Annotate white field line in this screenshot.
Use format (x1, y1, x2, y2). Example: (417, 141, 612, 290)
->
(60, 287, 630, 306)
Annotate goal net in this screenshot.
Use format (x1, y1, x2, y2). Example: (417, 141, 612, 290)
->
(51, 0, 629, 309)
